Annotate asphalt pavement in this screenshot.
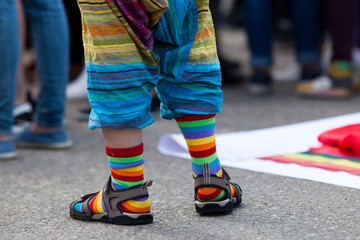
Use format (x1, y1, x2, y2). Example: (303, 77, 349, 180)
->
(1, 29, 360, 240)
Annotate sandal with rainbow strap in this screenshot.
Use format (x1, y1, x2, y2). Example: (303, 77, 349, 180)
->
(194, 163, 242, 214)
(69, 176, 153, 225)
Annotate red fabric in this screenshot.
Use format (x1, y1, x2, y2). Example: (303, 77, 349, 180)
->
(339, 133, 360, 157)
(111, 170, 144, 182)
(89, 197, 95, 209)
(105, 143, 143, 157)
(189, 146, 217, 158)
(311, 124, 360, 157)
(119, 204, 133, 213)
(318, 124, 360, 145)
(175, 114, 216, 122)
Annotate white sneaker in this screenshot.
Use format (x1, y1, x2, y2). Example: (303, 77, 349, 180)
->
(66, 67, 87, 100)
(272, 63, 300, 82)
(12, 102, 33, 135)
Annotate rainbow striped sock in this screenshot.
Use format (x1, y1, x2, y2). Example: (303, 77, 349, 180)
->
(73, 143, 151, 214)
(175, 114, 236, 202)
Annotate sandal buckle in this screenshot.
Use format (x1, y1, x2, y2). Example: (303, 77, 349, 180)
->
(143, 179, 153, 187)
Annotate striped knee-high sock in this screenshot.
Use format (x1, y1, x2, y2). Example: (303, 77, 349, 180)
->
(175, 114, 236, 202)
(74, 143, 151, 214)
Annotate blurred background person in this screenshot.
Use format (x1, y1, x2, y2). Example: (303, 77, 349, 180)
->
(64, 0, 87, 101)
(297, 0, 357, 98)
(12, 0, 35, 135)
(0, 0, 71, 159)
(210, 0, 243, 85)
(245, 0, 321, 96)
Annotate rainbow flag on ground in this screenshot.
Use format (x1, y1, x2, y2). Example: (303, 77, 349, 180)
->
(159, 114, 360, 189)
(261, 152, 360, 176)
(261, 124, 360, 176)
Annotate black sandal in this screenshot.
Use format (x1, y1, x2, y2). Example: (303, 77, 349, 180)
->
(194, 163, 242, 214)
(69, 176, 154, 225)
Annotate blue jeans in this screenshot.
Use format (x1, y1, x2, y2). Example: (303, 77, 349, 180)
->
(0, 0, 69, 135)
(245, 0, 319, 67)
(356, 0, 360, 48)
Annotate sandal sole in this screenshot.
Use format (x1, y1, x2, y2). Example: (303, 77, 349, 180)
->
(195, 196, 242, 214)
(15, 141, 72, 149)
(70, 210, 153, 225)
(195, 201, 233, 214)
(0, 152, 17, 160)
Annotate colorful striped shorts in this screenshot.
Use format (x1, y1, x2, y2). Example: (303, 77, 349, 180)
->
(78, 0, 223, 129)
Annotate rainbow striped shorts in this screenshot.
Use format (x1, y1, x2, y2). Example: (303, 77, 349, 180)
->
(78, 0, 223, 129)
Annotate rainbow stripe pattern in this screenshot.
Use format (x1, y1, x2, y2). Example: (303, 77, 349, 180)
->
(77, 0, 222, 130)
(261, 152, 360, 176)
(106, 144, 146, 190)
(74, 143, 151, 214)
(176, 114, 235, 201)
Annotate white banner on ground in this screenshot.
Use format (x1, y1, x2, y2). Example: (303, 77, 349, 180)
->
(158, 112, 360, 189)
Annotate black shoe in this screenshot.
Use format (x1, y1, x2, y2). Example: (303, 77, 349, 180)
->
(219, 57, 243, 85)
(299, 65, 321, 82)
(219, 56, 241, 70)
(248, 70, 272, 96)
(150, 95, 161, 112)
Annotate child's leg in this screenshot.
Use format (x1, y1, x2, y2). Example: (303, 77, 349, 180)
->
(175, 114, 242, 213)
(175, 114, 231, 201)
(154, 0, 242, 213)
(102, 129, 142, 148)
(70, 0, 168, 225)
(72, 129, 151, 215)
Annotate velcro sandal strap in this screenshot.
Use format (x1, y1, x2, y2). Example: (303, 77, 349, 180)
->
(82, 195, 95, 215)
(102, 177, 152, 219)
(193, 164, 232, 201)
(194, 175, 231, 191)
(69, 192, 99, 215)
(105, 180, 153, 202)
(81, 192, 98, 200)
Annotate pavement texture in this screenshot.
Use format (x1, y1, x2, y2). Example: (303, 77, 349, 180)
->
(1, 29, 360, 240)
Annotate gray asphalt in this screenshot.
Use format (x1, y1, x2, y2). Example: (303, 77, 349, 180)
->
(1, 28, 360, 239)
(1, 81, 360, 240)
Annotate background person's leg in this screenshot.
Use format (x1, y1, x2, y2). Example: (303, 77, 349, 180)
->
(0, 1, 19, 138)
(22, 0, 69, 131)
(291, 0, 320, 74)
(290, 0, 322, 95)
(245, 0, 273, 68)
(0, 0, 19, 158)
(327, 0, 356, 63)
(326, 0, 356, 96)
(298, 0, 357, 99)
(245, 0, 273, 95)
(15, 0, 28, 107)
(13, 0, 71, 149)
